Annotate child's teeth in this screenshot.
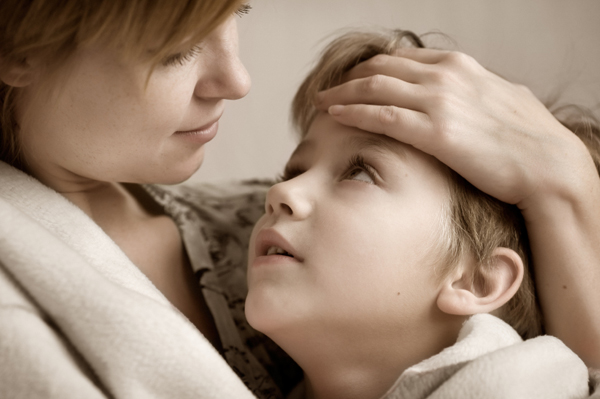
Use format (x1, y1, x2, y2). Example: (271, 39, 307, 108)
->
(267, 246, 289, 256)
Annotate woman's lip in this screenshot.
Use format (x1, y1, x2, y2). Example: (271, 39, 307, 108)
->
(174, 112, 223, 134)
(173, 120, 219, 144)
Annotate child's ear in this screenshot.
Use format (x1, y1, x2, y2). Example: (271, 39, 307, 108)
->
(436, 247, 524, 316)
(0, 58, 38, 87)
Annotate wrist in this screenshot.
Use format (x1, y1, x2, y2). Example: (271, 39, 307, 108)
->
(518, 134, 600, 226)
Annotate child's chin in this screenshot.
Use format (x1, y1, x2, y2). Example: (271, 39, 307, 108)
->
(244, 294, 269, 333)
(245, 292, 289, 335)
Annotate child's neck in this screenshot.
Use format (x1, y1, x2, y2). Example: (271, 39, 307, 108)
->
(273, 320, 461, 399)
(302, 353, 410, 399)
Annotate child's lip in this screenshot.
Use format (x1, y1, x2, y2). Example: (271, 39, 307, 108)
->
(255, 228, 303, 262)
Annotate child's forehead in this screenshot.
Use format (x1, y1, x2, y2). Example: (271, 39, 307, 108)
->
(291, 112, 450, 180)
(295, 112, 409, 159)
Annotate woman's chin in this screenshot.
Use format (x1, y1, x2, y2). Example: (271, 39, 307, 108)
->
(148, 153, 206, 185)
(162, 167, 202, 184)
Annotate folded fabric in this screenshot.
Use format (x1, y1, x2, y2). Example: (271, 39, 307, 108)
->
(0, 161, 255, 398)
(383, 313, 591, 399)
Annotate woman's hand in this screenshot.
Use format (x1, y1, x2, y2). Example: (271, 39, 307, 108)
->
(315, 48, 595, 213)
(315, 48, 600, 368)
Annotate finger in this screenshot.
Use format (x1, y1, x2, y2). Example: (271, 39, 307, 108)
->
(315, 75, 426, 112)
(392, 47, 451, 64)
(342, 54, 428, 84)
(327, 104, 433, 150)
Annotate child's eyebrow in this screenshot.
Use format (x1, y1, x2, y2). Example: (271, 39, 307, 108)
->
(347, 134, 407, 159)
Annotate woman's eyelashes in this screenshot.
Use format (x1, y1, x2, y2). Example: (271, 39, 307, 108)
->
(161, 4, 251, 67)
(235, 3, 252, 17)
(162, 44, 203, 67)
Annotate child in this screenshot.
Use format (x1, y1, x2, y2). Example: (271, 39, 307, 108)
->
(245, 29, 596, 399)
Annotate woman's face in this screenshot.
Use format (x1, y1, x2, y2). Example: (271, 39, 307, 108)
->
(17, 16, 250, 189)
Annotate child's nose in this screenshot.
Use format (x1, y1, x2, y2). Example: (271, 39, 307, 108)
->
(265, 180, 312, 221)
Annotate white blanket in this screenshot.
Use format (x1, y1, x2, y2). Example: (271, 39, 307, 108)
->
(0, 161, 255, 398)
(383, 313, 594, 399)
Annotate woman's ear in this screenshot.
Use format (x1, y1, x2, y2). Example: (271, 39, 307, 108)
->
(436, 247, 524, 316)
(0, 58, 37, 87)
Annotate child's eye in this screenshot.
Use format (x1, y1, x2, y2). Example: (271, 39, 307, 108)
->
(346, 169, 374, 184)
(344, 155, 376, 185)
(162, 44, 202, 67)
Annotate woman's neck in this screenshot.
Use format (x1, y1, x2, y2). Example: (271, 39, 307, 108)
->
(25, 159, 146, 228)
(64, 182, 139, 221)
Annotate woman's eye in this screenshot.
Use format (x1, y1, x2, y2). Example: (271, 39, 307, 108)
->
(346, 168, 374, 184)
(162, 45, 202, 67)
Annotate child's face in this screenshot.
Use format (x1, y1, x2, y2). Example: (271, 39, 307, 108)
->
(246, 112, 452, 341)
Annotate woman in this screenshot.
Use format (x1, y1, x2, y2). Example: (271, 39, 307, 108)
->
(0, 1, 598, 398)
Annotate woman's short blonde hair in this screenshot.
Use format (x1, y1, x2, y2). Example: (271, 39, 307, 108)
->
(292, 28, 600, 339)
(0, 0, 246, 168)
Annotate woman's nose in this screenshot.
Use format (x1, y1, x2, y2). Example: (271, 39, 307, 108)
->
(265, 179, 312, 221)
(194, 18, 251, 101)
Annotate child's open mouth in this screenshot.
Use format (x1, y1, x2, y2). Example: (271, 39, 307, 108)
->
(254, 228, 303, 262)
(266, 246, 294, 258)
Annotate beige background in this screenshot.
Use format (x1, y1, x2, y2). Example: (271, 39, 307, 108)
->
(192, 0, 600, 184)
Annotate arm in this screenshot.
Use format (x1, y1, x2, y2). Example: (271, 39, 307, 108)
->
(523, 178, 600, 368)
(315, 48, 600, 367)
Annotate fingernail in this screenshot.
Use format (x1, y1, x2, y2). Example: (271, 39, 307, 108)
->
(328, 105, 344, 116)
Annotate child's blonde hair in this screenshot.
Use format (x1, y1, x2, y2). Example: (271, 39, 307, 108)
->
(0, 0, 246, 169)
(292, 28, 600, 339)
